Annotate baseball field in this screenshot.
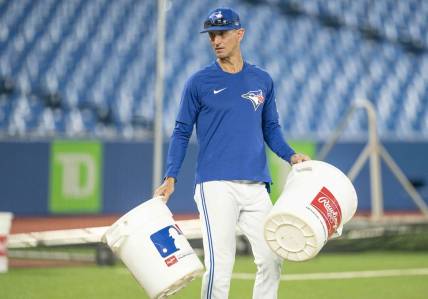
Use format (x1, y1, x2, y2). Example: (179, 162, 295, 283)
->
(1, 251, 427, 299)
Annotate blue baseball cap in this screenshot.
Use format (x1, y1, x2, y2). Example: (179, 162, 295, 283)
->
(200, 8, 241, 33)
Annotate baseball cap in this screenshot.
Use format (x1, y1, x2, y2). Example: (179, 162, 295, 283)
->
(200, 8, 241, 33)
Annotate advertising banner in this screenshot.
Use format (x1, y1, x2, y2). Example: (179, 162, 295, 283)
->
(49, 140, 102, 213)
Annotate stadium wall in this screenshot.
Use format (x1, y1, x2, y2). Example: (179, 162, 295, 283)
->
(0, 140, 427, 216)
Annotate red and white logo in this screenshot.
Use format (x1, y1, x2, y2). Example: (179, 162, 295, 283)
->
(310, 187, 342, 237)
(164, 255, 178, 267)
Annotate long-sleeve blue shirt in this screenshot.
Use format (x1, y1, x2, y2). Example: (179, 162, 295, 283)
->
(164, 61, 295, 185)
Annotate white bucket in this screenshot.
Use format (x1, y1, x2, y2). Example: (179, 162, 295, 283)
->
(264, 160, 357, 262)
(102, 197, 204, 299)
(0, 212, 13, 273)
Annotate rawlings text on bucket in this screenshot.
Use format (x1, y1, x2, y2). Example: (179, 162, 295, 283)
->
(310, 187, 342, 237)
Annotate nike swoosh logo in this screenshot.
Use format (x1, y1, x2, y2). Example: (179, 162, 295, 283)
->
(213, 88, 227, 94)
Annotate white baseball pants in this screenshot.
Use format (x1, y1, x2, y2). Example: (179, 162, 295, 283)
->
(194, 180, 282, 299)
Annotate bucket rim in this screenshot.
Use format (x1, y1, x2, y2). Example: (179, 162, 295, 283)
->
(102, 197, 171, 245)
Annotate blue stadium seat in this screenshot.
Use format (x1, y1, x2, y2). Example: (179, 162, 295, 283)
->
(0, 0, 428, 139)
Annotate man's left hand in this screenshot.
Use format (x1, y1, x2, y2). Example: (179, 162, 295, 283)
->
(290, 153, 311, 164)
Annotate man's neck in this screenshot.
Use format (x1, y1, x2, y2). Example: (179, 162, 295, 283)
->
(217, 54, 244, 74)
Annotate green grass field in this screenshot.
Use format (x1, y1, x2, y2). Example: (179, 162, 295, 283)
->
(1, 252, 428, 299)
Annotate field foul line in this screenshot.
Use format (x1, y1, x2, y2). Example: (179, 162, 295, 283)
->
(116, 268, 428, 281)
(232, 268, 428, 281)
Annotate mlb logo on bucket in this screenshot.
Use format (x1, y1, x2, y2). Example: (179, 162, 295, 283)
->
(0, 236, 7, 257)
(310, 187, 342, 237)
(150, 225, 184, 267)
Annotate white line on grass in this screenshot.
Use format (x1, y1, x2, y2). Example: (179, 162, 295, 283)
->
(232, 268, 428, 281)
(116, 268, 428, 281)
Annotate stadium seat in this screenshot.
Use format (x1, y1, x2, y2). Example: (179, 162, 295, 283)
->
(0, 0, 427, 139)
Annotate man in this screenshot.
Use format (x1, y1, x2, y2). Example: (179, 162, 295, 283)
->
(154, 7, 310, 299)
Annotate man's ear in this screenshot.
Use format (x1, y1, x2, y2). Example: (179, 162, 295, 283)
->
(237, 28, 245, 42)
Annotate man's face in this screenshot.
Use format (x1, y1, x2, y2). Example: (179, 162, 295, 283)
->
(208, 29, 245, 59)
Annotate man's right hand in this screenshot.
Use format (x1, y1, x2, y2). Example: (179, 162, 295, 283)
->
(154, 177, 176, 203)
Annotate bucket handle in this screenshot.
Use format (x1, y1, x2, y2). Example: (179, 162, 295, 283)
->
(102, 220, 132, 252)
(102, 197, 166, 251)
(153, 195, 167, 204)
(294, 165, 313, 173)
(329, 225, 343, 239)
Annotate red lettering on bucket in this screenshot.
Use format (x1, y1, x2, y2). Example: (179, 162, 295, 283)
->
(310, 187, 342, 237)
(165, 255, 178, 267)
(0, 236, 7, 257)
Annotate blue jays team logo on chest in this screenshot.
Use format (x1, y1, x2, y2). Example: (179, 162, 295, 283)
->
(241, 90, 265, 111)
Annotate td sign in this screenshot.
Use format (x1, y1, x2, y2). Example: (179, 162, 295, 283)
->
(49, 141, 102, 213)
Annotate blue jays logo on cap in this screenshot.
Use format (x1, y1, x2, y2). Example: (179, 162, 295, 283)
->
(150, 225, 183, 258)
(241, 90, 265, 111)
(211, 11, 223, 20)
(201, 8, 241, 33)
